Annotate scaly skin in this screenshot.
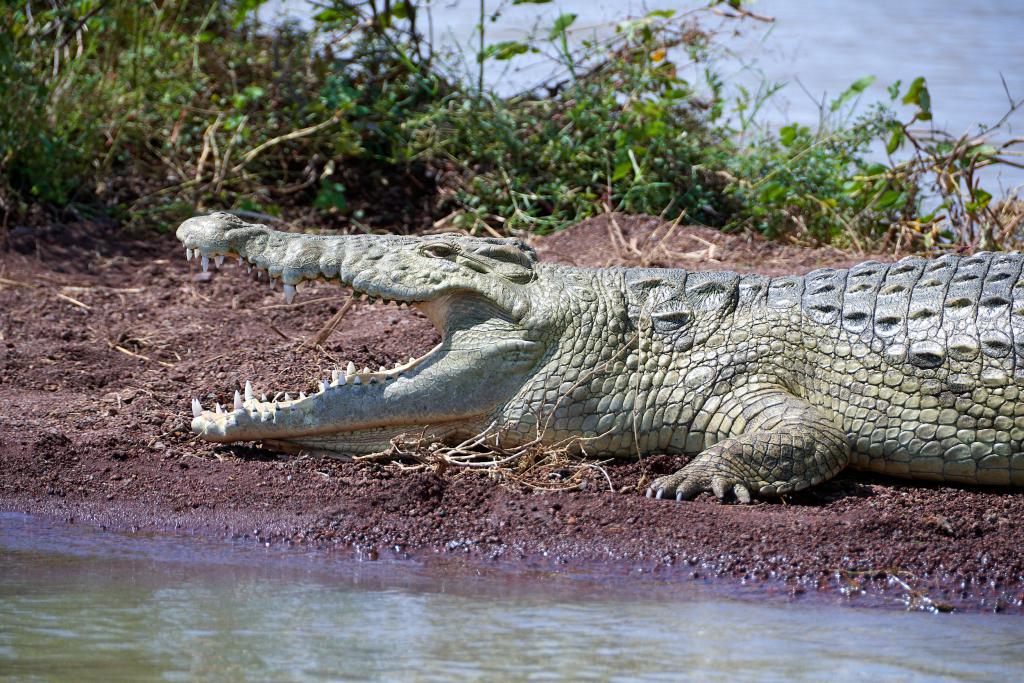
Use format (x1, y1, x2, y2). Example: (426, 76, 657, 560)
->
(176, 213, 1024, 502)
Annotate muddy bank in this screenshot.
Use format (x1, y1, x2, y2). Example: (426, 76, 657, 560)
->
(1, 215, 1022, 613)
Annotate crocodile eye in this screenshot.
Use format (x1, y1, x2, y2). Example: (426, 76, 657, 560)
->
(423, 244, 455, 259)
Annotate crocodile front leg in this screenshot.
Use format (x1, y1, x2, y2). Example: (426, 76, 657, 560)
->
(647, 391, 850, 503)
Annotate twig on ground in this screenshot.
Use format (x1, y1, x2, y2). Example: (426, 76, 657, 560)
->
(300, 297, 356, 349)
(267, 322, 292, 342)
(112, 344, 174, 368)
(259, 295, 348, 311)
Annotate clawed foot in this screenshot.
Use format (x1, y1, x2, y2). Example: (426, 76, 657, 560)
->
(645, 462, 757, 504)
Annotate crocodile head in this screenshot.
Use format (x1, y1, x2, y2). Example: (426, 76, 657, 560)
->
(176, 212, 552, 454)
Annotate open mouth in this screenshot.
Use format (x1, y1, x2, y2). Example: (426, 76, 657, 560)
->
(175, 212, 543, 453)
(182, 243, 453, 438)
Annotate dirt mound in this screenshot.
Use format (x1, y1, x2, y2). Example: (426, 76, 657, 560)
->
(533, 213, 872, 274)
(2, 214, 1022, 613)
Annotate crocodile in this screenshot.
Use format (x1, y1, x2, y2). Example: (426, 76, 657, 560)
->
(177, 212, 1024, 502)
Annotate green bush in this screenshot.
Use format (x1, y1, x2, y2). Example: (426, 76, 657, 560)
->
(1, 0, 1020, 249)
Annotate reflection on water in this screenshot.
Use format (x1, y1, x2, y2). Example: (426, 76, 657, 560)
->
(1, 513, 1022, 682)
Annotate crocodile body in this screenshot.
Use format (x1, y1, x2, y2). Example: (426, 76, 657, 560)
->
(177, 213, 1024, 502)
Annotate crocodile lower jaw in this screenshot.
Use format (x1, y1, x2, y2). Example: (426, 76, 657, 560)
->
(189, 336, 446, 439)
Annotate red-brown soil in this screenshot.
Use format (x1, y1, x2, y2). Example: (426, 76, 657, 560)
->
(2, 214, 1022, 613)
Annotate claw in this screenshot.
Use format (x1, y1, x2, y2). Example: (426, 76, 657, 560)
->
(645, 487, 655, 499)
(734, 483, 752, 504)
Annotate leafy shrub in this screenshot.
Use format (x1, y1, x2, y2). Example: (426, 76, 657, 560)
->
(1, 0, 1020, 250)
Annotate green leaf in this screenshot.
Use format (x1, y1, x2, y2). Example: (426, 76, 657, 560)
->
(971, 144, 998, 159)
(876, 189, 903, 209)
(830, 75, 875, 111)
(646, 9, 676, 18)
(917, 88, 932, 119)
(885, 126, 904, 154)
(390, 2, 410, 19)
(231, 0, 267, 28)
(778, 123, 809, 147)
(902, 76, 931, 119)
(965, 187, 993, 213)
(887, 80, 902, 101)
(779, 124, 798, 147)
(864, 163, 888, 177)
(312, 7, 356, 23)
(902, 77, 924, 105)
(315, 182, 348, 212)
(758, 181, 788, 203)
(549, 13, 577, 39)
(481, 40, 534, 61)
(612, 160, 633, 182)
(242, 85, 265, 101)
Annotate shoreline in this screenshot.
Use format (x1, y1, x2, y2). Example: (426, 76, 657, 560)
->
(2, 214, 1023, 614)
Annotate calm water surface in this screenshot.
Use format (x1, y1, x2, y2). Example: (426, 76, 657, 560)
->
(1, 513, 1023, 682)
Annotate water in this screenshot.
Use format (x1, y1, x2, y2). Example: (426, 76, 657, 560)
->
(261, 0, 1024, 189)
(1, 514, 1023, 682)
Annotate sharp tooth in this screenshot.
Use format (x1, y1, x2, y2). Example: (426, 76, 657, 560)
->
(214, 255, 224, 268)
(347, 361, 356, 375)
(191, 398, 202, 417)
(284, 393, 291, 401)
(269, 277, 277, 290)
(332, 370, 342, 383)
(201, 254, 210, 272)
(361, 367, 370, 374)
(247, 265, 253, 274)
(261, 394, 268, 402)
(298, 391, 306, 400)
(186, 247, 193, 261)
(353, 376, 362, 385)
(283, 283, 296, 304)
(234, 391, 243, 410)
(245, 381, 254, 402)
(237, 257, 244, 267)
(320, 380, 329, 393)
(378, 366, 386, 373)
(216, 403, 224, 414)
(409, 357, 416, 364)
